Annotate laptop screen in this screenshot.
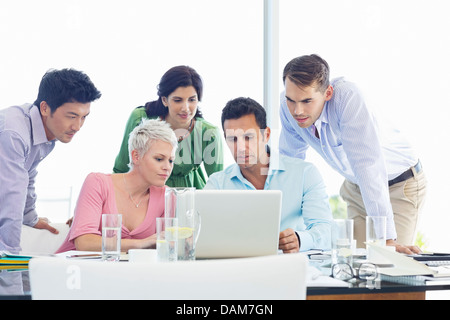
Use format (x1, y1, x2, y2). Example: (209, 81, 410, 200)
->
(194, 190, 282, 259)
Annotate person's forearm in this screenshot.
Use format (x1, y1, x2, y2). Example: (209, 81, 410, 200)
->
(74, 234, 156, 252)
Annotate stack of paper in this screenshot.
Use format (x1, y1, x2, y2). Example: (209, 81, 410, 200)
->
(366, 243, 450, 278)
(0, 251, 33, 270)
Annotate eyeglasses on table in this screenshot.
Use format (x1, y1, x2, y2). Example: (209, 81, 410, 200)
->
(331, 262, 379, 282)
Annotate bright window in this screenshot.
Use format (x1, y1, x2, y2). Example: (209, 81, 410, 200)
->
(279, 0, 450, 251)
(0, 0, 263, 222)
(1, 0, 448, 252)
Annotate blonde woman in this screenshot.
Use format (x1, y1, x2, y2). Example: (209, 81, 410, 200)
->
(56, 119, 177, 253)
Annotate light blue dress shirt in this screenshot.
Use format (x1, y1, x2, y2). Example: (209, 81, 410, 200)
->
(0, 104, 55, 253)
(279, 77, 418, 240)
(204, 152, 332, 251)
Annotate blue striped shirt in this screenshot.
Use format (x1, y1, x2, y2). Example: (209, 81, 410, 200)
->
(205, 152, 333, 251)
(0, 104, 55, 253)
(279, 77, 418, 240)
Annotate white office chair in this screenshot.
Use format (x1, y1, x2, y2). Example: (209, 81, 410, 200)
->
(29, 253, 308, 300)
(20, 223, 69, 255)
(34, 186, 73, 223)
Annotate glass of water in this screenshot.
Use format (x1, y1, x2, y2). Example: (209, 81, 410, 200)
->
(156, 217, 178, 262)
(102, 213, 122, 262)
(331, 219, 354, 266)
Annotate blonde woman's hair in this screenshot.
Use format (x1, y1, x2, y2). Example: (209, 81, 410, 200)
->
(128, 118, 178, 169)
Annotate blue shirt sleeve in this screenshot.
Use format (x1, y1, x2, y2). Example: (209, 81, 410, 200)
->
(333, 84, 395, 239)
(0, 131, 36, 253)
(295, 164, 332, 251)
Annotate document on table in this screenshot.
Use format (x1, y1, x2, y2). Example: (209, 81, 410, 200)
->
(56, 250, 129, 261)
(366, 243, 450, 278)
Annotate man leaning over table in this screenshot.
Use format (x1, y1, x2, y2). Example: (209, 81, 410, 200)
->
(279, 54, 426, 254)
(0, 68, 101, 253)
(204, 97, 333, 253)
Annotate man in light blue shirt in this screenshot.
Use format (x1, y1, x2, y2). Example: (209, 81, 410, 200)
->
(279, 54, 426, 254)
(205, 97, 332, 252)
(0, 69, 101, 253)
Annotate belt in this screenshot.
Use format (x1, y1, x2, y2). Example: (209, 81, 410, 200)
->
(388, 160, 422, 187)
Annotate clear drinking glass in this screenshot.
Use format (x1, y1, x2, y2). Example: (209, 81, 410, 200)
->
(331, 219, 354, 266)
(156, 217, 178, 262)
(102, 214, 122, 262)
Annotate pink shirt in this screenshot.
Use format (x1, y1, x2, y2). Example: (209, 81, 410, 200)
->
(56, 172, 166, 253)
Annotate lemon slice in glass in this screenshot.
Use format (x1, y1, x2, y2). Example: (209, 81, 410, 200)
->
(338, 248, 353, 257)
(165, 227, 193, 239)
(177, 227, 193, 239)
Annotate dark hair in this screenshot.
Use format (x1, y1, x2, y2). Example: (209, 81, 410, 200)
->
(33, 68, 101, 112)
(221, 97, 267, 130)
(144, 66, 203, 118)
(283, 54, 330, 93)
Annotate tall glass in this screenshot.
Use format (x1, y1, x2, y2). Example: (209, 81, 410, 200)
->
(331, 219, 354, 266)
(102, 214, 122, 262)
(156, 217, 178, 262)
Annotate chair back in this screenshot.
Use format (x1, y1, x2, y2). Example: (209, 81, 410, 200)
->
(20, 223, 69, 255)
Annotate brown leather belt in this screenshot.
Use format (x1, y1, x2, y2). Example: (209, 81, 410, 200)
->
(388, 161, 422, 187)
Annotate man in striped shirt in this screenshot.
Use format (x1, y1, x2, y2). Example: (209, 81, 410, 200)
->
(279, 54, 426, 254)
(0, 69, 101, 253)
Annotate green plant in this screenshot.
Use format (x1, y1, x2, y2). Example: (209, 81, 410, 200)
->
(329, 195, 347, 219)
(414, 230, 429, 251)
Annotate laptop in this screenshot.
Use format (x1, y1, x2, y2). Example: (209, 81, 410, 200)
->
(194, 190, 282, 259)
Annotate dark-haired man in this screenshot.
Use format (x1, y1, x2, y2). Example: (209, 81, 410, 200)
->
(0, 68, 101, 253)
(279, 54, 426, 254)
(205, 97, 332, 253)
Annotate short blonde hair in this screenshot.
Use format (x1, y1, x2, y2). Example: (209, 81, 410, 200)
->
(128, 119, 178, 169)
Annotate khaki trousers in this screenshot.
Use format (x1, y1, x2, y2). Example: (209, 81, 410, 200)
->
(340, 167, 427, 248)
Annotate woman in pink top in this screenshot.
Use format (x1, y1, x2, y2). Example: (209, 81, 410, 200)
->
(56, 119, 178, 253)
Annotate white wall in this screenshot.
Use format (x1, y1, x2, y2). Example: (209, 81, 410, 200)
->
(0, 0, 263, 220)
(278, 0, 450, 252)
(1, 0, 448, 252)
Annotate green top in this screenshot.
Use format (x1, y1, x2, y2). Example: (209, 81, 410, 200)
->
(113, 106, 224, 189)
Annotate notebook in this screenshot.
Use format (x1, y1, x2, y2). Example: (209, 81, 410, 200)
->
(194, 190, 282, 259)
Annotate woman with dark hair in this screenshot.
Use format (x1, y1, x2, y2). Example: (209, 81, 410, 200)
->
(113, 66, 223, 189)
